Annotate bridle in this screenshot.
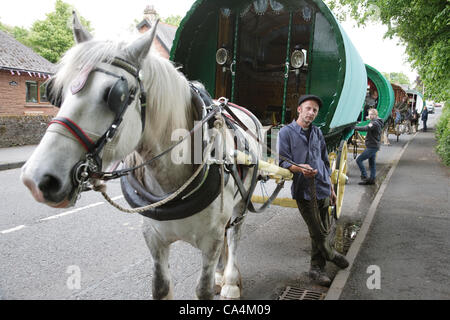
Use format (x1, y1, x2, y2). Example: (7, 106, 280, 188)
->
(46, 57, 147, 198)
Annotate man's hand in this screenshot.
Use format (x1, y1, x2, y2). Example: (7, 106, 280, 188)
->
(290, 164, 317, 177)
(330, 183, 337, 205)
(330, 189, 337, 206)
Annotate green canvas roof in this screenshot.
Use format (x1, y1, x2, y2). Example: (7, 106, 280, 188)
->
(357, 64, 395, 129)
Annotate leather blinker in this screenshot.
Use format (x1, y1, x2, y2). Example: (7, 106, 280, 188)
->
(107, 77, 130, 115)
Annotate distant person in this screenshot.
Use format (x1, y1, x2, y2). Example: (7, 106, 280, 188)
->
(421, 106, 429, 132)
(354, 108, 384, 185)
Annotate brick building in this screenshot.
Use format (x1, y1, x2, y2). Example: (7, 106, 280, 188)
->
(136, 5, 177, 59)
(0, 30, 57, 116)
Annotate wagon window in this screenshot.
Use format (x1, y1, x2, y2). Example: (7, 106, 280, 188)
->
(26, 81, 38, 103)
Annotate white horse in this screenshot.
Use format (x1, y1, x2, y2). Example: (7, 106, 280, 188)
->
(21, 13, 262, 300)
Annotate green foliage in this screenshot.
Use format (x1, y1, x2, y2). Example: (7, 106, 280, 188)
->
(0, 22, 32, 47)
(325, 0, 450, 102)
(28, 0, 92, 63)
(381, 72, 410, 86)
(435, 102, 450, 166)
(163, 15, 182, 27)
(1, 0, 92, 63)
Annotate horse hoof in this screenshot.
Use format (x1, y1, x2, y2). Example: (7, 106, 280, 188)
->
(214, 272, 223, 294)
(220, 284, 241, 300)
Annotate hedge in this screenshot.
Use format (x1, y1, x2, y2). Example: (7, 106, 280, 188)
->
(435, 102, 450, 166)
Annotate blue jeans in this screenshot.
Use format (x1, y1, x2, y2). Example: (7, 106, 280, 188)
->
(356, 147, 378, 180)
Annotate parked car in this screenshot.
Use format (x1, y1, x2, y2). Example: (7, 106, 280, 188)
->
(426, 102, 435, 113)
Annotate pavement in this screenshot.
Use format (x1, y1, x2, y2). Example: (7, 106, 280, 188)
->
(1, 111, 448, 300)
(0, 145, 36, 171)
(327, 126, 450, 300)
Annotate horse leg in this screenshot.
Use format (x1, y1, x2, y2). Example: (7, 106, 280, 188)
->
(142, 229, 173, 300)
(220, 203, 246, 299)
(196, 238, 223, 300)
(215, 234, 228, 294)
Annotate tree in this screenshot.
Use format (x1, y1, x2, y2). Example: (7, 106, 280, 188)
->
(163, 15, 182, 27)
(0, 22, 32, 47)
(414, 76, 424, 95)
(325, 0, 449, 102)
(381, 72, 410, 86)
(28, 0, 92, 63)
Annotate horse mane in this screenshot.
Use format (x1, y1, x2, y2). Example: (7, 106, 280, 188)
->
(139, 52, 192, 147)
(131, 53, 193, 181)
(50, 40, 125, 100)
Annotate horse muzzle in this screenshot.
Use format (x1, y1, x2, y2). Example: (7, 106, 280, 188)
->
(21, 165, 75, 208)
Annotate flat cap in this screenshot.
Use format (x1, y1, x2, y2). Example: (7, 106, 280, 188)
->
(298, 94, 323, 109)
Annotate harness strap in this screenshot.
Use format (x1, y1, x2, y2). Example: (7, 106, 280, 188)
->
(49, 117, 95, 152)
(96, 104, 221, 181)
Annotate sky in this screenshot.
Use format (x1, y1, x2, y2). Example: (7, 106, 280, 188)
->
(0, 0, 417, 82)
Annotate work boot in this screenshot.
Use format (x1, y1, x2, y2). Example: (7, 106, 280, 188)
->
(331, 252, 350, 269)
(358, 178, 375, 185)
(309, 266, 332, 287)
(314, 237, 349, 270)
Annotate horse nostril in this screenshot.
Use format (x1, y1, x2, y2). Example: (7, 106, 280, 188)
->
(38, 174, 62, 195)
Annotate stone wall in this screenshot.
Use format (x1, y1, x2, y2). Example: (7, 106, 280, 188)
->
(0, 115, 52, 147)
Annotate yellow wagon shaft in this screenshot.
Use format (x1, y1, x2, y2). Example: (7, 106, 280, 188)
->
(247, 141, 349, 219)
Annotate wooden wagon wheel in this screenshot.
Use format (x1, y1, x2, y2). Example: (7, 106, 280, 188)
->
(328, 151, 338, 219)
(333, 140, 348, 219)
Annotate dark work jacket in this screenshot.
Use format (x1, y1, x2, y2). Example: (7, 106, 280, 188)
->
(277, 121, 331, 201)
(421, 109, 429, 121)
(355, 118, 384, 149)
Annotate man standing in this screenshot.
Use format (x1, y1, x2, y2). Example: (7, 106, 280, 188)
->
(421, 106, 429, 132)
(278, 95, 349, 287)
(355, 108, 384, 185)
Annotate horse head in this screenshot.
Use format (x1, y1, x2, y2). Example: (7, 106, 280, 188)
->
(21, 12, 159, 208)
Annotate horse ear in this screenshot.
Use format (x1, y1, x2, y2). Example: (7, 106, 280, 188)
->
(126, 19, 159, 64)
(72, 11, 92, 44)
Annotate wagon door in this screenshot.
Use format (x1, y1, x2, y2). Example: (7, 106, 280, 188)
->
(215, 2, 314, 126)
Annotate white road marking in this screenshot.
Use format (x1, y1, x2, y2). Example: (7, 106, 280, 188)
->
(1, 195, 125, 234)
(40, 195, 124, 222)
(40, 202, 105, 221)
(1, 225, 26, 234)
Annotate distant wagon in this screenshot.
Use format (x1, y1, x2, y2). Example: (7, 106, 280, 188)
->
(407, 89, 425, 114)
